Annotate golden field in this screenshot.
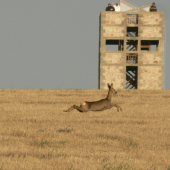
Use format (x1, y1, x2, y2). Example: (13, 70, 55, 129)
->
(0, 89, 170, 170)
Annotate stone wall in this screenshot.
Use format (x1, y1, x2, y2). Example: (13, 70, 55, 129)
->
(100, 51, 125, 89)
(138, 66, 164, 89)
(139, 13, 164, 26)
(139, 27, 162, 38)
(100, 12, 126, 38)
(139, 52, 164, 64)
(102, 26, 125, 37)
(101, 12, 126, 25)
(100, 65, 125, 89)
(157, 40, 164, 52)
(139, 12, 164, 38)
(100, 52, 125, 64)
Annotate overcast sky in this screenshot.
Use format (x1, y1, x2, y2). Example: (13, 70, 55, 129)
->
(0, 0, 169, 89)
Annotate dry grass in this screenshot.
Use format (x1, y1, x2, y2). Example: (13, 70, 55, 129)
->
(0, 89, 170, 170)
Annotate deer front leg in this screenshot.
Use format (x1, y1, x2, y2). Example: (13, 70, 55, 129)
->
(118, 104, 122, 111)
(109, 104, 122, 112)
(114, 104, 122, 112)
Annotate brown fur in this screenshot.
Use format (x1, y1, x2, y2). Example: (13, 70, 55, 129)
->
(63, 83, 122, 112)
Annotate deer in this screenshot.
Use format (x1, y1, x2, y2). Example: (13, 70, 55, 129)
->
(63, 83, 122, 113)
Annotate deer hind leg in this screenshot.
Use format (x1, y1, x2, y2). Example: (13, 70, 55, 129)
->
(78, 101, 89, 112)
(63, 102, 88, 113)
(63, 105, 77, 112)
(75, 105, 86, 112)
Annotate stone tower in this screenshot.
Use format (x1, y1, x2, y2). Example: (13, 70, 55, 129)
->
(99, 0, 165, 90)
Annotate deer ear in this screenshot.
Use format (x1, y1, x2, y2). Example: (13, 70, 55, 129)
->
(107, 83, 110, 88)
(111, 83, 113, 87)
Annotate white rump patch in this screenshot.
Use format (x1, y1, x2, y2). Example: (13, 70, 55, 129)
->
(80, 101, 86, 106)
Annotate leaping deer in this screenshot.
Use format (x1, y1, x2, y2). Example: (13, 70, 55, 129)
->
(63, 83, 122, 112)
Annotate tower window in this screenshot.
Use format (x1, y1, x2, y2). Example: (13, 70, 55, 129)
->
(126, 40, 138, 51)
(127, 14, 138, 24)
(141, 40, 159, 51)
(126, 66, 138, 89)
(127, 27, 138, 37)
(106, 40, 124, 51)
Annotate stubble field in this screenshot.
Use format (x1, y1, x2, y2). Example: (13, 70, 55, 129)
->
(0, 89, 170, 170)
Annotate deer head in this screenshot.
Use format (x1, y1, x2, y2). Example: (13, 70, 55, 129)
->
(107, 83, 117, 98)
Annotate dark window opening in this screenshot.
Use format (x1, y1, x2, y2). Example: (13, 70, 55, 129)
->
(126, 53, 138, 64)
(126, 40, 138, 51)
(106, 40, 124, 51)
(127, 27, 138, 37)
(141, 40, 159, 51)
(126, 66, 138, 89)
(127, 14, 138, 24)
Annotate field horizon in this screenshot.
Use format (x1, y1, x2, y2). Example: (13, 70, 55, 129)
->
(0, 89, 170, 170)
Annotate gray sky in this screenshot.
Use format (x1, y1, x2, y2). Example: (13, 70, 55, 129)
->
(0, 0, 169, 89)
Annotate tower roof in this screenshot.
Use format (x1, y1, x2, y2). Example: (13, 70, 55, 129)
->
(120, 0, 152, 12)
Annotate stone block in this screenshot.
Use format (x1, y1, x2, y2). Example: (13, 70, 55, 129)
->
(102, 26, 124, 37)
(100, 65, 125, 89)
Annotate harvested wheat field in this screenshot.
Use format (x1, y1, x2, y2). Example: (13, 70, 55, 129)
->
(0, 89, 170, 170)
